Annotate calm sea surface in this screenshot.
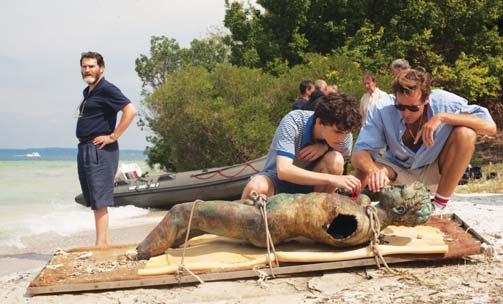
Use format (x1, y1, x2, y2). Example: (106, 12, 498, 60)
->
(0, 159, 158, 248)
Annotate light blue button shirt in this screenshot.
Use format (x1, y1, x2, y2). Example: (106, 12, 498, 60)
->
(354, 89, 494, 174)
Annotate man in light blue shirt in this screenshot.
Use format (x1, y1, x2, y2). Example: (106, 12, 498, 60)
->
(352, 69, 496, 210)
(242, 93, 362, 199)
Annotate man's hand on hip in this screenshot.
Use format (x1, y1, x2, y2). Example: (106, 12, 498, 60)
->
(93, 135, 116, 149)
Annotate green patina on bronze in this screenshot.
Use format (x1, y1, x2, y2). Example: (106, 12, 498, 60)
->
(136, 183, 432, 260)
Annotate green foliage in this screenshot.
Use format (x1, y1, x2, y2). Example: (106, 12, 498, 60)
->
(135, 36, 182, 95)
(142, 53, 367, 170)
(144, 65, 276, 170)
(338, 21, 389, 72)
(135, 34, 229, 95)
(224, 1, 264, 68)
(223, 0, 502, 104)
(432, 53, 501, 102)
(138, 0, 503, 170)
(185, 34, 230, 72)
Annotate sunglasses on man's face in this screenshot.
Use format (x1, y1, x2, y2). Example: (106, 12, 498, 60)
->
(394, 103, 421, 112)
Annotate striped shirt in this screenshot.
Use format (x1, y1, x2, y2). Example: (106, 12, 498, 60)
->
(261, 110, 353, 174)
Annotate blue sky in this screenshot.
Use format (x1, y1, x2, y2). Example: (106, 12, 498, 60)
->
(0, 0, 236, 149)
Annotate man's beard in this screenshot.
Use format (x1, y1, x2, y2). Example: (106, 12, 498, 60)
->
(82, 73, 102, 85)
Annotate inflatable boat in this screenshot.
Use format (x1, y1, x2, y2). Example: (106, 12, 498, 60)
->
(74, 156, 267, 209)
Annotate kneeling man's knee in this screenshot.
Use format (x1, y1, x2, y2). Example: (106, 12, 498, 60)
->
(452, 126, 477, 145)
(322, 151, 345, 174)
(242, 175, 273, 199)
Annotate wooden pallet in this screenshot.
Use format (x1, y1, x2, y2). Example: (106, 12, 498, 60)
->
(27, 213, 491, 296)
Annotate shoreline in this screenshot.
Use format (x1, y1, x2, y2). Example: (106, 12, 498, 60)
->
(1, 195, 502, 303)
(0, 210, 167, 277)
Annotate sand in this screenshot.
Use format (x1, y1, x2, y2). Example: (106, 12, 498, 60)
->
(1, 194, 502, 304)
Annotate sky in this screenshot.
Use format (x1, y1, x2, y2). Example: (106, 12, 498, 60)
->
(0, 0, 236, 150)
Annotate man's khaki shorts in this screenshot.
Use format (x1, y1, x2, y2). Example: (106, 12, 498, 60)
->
(374, 156, 440, 193)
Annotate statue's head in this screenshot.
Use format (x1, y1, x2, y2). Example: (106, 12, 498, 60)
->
(375, 183, 433, 226)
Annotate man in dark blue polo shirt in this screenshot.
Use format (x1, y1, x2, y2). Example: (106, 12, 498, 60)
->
(76, 51, 137, 246)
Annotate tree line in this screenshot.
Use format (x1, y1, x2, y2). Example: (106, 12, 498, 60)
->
(136, 0, 502, 171)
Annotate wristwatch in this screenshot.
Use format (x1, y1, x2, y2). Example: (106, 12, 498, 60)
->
(109, 133, 117, 142)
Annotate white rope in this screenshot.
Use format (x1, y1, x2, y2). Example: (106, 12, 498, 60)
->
(366, 205, 396, 274)
(249, 191, 279, 277)
(175, 199, 205, 285)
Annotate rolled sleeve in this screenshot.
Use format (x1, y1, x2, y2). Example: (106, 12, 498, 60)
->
(433, 90, 494, 122)
(461, 104, 493, 121)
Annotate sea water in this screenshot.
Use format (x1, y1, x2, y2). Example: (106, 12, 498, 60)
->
(0, 158, 160, 248)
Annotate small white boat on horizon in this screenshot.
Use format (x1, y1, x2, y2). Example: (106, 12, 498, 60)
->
(25, 152, 41, 158)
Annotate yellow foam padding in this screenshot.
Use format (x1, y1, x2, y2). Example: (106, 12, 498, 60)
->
(139, 225, 448, 276)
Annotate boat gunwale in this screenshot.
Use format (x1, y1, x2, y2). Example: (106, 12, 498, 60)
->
(113, 174, 253, 198)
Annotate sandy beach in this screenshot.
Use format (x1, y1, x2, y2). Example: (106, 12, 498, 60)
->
(1, 194, 502, 304)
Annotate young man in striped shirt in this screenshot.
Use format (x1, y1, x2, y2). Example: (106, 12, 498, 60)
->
(242, 93, 362, 199)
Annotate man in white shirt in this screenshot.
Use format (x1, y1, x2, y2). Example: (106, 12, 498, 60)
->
(359, 73, 387, 125)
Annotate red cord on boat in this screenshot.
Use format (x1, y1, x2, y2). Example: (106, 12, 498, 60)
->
(190, 162, 260, 180)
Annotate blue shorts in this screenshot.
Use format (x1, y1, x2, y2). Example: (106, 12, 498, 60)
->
(77, 141, 119, 210)
(258, 170, 314, 195)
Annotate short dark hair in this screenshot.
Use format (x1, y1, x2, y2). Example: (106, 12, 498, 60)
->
(299, 80, 314, 95)
(80, 51, 105, 67)
(392, 69, 432, 102)
(314, 93, 362, 132)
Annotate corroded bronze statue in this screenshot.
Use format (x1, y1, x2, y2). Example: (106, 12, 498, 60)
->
(136, 183, 432, 259)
